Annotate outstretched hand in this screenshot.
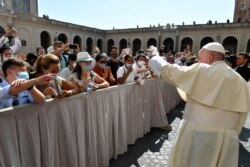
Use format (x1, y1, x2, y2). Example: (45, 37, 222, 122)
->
(37, 74, 56, 85)
(136, 78, 145, 86)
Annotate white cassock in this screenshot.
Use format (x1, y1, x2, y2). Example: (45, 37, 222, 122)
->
(149, 55, 250, 167)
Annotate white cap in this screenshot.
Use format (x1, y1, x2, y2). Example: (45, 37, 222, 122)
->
(202, 42, 225, 55)
(146, 45, 159, 56)
(47, 46, 54, 54)
(77, 52, 93, 62)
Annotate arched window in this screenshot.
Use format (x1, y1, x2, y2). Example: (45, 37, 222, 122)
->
(181, 37, 193, 52)
(73, 36, 82, 50)
(132, 38, 141, 56)
(163, 38, 174, 53)
(40, 31, 51, 50)
(200, 37, 214, 48)
(119, 39, 127, 53)
(107, 39, 115, 53)
(86, 37, 93, 54)
(223, 36, 238, 54)
(58, 33, 68, 44)
(147, 38, 157, 47)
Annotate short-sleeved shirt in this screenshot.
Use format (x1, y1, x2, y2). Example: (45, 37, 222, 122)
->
(117, 65, 138, 84)
(59, 66, 74, 81)
(49, 76, 64, 90)
(69, 71, 97, 92)
(60, 54, 69, 70)
(0, 79, 33, 109)
(107, 60, 123, 79)
(0, 77, 13, 100)
(35, 75, 65, 99)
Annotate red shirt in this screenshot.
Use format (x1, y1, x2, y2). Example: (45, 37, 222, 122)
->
(93, 65, 117, 86)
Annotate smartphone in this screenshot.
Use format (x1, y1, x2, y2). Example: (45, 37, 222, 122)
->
(69, 44, 78, 49)
(88, 82, 99, 89)
(8, 26, 12, 30)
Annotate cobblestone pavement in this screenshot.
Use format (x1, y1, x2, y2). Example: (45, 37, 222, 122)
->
(109, 101, 250, 167)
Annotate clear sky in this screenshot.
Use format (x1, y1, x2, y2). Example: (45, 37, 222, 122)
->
(38, 0, 235, 30)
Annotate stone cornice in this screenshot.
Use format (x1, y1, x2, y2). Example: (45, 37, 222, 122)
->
(2, 13, 250, 35)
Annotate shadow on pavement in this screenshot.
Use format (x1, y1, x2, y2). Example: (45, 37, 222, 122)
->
(238, 142, 250, 167)
(167, 100, 185, 124)
(109, 128, 170, 167)
(109, 101, 185, 167)
(239, 127, 250, 142)
(109, 101, 250, 167)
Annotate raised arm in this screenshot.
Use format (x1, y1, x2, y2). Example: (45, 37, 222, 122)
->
(9, 74, 54, 96)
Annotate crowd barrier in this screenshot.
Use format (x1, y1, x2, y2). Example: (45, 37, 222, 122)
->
(0, 79, 181, 167)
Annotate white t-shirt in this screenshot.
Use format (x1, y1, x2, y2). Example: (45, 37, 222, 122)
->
(91, 59, 96, 69)
(117, 65, 138, 84)
(69, 71, 97, 92)
(49, 76, 64, 90)
(59, 66, 73, 81)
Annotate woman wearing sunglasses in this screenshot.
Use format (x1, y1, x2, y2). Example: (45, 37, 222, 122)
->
(93, 53, 117, 86)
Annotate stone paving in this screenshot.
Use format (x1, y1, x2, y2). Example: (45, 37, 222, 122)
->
(109, 101, 250, 167)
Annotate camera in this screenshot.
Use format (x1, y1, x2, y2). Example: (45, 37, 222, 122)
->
(69, 44, 78, 49)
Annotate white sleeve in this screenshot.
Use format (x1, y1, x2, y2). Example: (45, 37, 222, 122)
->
(0, 36, 9, 48)
(59, 68, 70, 80)
(0, 84, 13, 99)
(117, 67, 124, 79)
(10, 37, 21, 54)
(56, 76, 65, 87)
(91, 59, 96, 68)
(149, 55, 168, 76)
(134, 69, 138, 78)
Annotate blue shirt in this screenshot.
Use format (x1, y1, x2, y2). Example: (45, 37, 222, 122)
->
(0, 77, 13, 100)
(60, 54, 69, 70)
(0, 79, 33, 109)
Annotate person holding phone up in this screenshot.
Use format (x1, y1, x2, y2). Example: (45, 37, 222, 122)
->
(0, 26, 21, 54)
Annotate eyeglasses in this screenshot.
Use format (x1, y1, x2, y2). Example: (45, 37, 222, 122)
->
(100, 61, 107, 64)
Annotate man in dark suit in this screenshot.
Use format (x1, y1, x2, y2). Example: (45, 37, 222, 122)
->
(235, 52, 250, 81)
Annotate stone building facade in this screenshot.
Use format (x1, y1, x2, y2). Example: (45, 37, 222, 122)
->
(234, 0, 250, 23)
(1, 0, 250, 55)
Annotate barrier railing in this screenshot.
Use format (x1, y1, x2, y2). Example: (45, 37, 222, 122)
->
(0, 79, 181, 167)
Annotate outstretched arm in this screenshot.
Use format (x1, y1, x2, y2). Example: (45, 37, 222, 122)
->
(148, 55, 168, 76)
(9, 74, 54, 96)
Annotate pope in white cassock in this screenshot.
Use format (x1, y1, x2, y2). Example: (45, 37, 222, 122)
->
(149, 42, 250, 167)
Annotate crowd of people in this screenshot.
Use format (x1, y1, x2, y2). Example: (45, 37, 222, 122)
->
(0, 26, 250, 110)
(1, 26, 250, 166)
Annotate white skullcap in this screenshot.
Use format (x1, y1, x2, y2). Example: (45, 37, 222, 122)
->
(47, 46, 55, 54)
(147, 45, 158, 56)
(202, 42, 225, 55)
